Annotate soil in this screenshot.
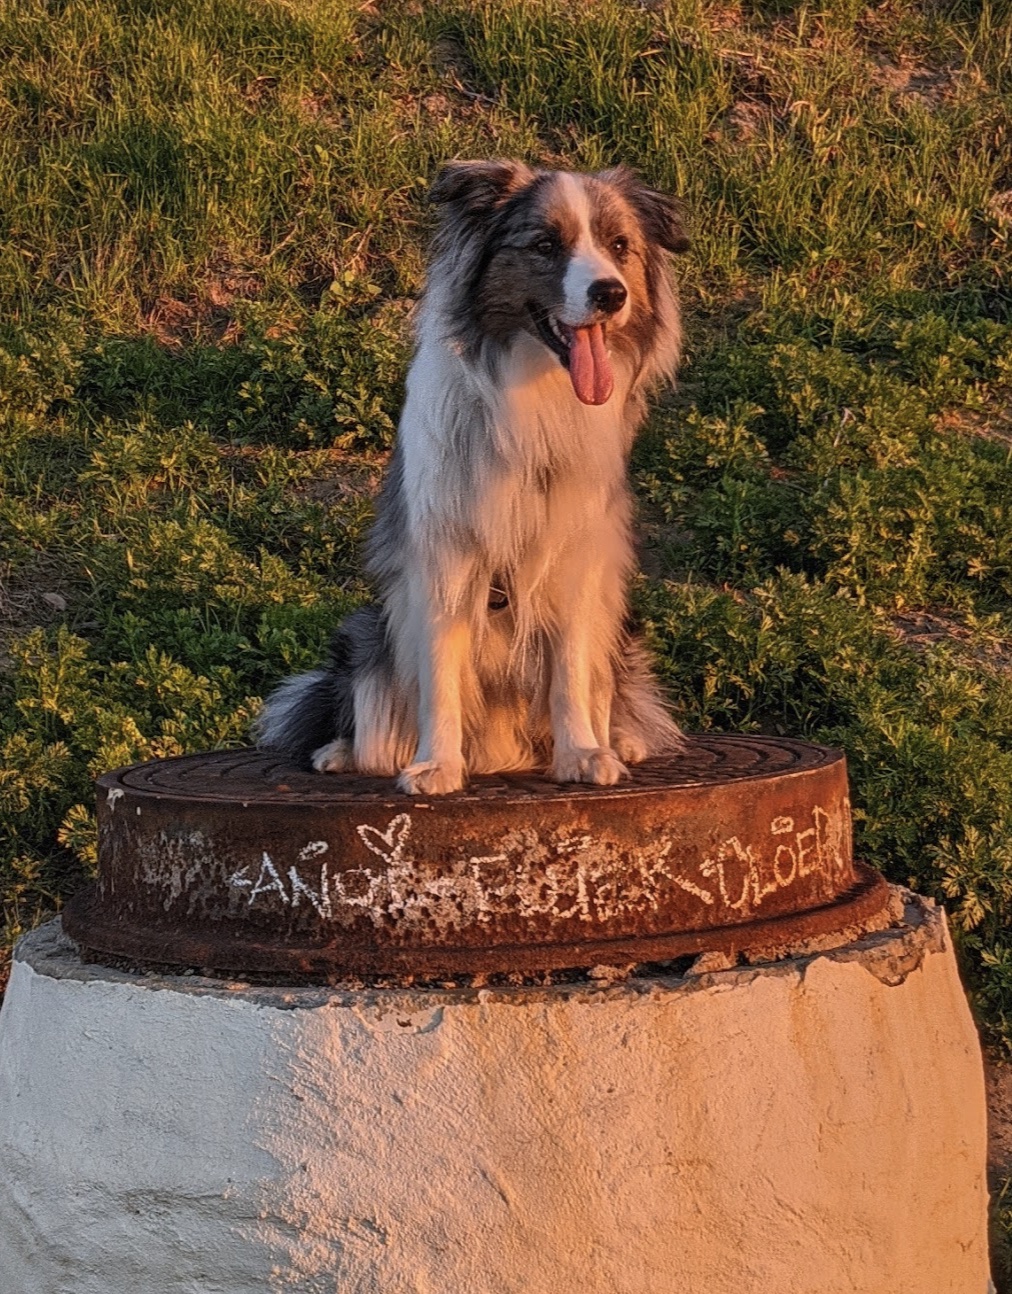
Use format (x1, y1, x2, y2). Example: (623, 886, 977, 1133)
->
(989, 1058, 1012, 1186)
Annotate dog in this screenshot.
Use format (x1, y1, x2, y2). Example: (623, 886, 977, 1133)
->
(256, 160, 690, 795)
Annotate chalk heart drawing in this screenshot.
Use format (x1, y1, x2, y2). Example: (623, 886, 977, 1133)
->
(357, 815, 412, 865)
(226, 800, 849, 933)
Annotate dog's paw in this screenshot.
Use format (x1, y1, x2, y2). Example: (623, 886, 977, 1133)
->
(551, 746, 628, 786)
(612, 733, 649, 765)
(396, 760, 465, 796)
(311, 738, 352, 773)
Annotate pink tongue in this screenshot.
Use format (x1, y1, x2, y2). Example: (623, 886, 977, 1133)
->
(568, 323, 614, 406)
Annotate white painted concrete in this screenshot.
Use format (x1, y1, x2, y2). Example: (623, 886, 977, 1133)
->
(0, 895, 991, 1294)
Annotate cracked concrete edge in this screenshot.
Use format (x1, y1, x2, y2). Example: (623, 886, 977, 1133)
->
(733, 887, 945, 988)
(13, 884, 947, 1015)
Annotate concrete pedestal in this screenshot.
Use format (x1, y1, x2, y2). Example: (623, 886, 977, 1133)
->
(0, 893, 991, 1294)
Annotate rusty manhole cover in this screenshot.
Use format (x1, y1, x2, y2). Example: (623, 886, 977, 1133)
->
(62, 736, 890, 979)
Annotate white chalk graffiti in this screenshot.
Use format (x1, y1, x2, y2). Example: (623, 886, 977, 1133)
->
(229, 840, 334, 917)
(228, 818, 510, 930)
(227, 801, 848, 931)
(357, 815, 412, 864)
(355, 814, 507, 874)
(698, 804, 845, 915)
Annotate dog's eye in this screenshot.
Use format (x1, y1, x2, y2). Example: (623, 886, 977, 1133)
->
(611, 235, 630, 258)
(532, 236, 557, 257)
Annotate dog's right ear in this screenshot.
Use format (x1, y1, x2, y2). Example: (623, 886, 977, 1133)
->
(429, 160, 535, 214)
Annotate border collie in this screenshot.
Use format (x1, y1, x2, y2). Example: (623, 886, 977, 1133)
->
(257, 160, 689, 794)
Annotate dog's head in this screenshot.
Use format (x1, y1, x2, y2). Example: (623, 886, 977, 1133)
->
(428, 161, 689, 406)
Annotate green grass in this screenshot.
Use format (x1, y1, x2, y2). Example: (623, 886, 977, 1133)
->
(2, 2, 1012, 1264)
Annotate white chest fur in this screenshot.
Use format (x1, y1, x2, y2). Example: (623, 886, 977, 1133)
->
(399, 329, 632, 573)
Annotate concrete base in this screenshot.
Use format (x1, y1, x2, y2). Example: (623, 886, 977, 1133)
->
(0, 894, 991, 1294)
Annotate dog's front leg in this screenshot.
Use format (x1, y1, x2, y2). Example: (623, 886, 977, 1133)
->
(397, 592, 471, 796)
(548, 599, 627, 787)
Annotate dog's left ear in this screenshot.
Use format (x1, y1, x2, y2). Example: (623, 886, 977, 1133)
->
(603, 167, 691, 254)
(430, 159, 536, 215)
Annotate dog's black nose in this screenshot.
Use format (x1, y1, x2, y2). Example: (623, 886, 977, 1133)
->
(588, 278, 627, 315)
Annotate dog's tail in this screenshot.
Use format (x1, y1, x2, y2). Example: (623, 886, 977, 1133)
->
(612, 634, 685, 756)
(254, 668, 338, 765)
(254, 611, 368, 765)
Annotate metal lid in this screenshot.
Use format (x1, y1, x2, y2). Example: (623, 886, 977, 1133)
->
(62, 736, 889, 979)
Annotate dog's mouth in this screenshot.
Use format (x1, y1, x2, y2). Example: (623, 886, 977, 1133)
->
(530, 307, 614, 406)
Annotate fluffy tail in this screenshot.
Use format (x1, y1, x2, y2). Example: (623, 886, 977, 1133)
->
(254, 611, 370, 765)
(611, 635, 684, 758)
(254, 668, 343, 766)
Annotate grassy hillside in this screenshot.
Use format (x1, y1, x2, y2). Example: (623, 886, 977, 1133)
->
(2, 0, 1012, 1262)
